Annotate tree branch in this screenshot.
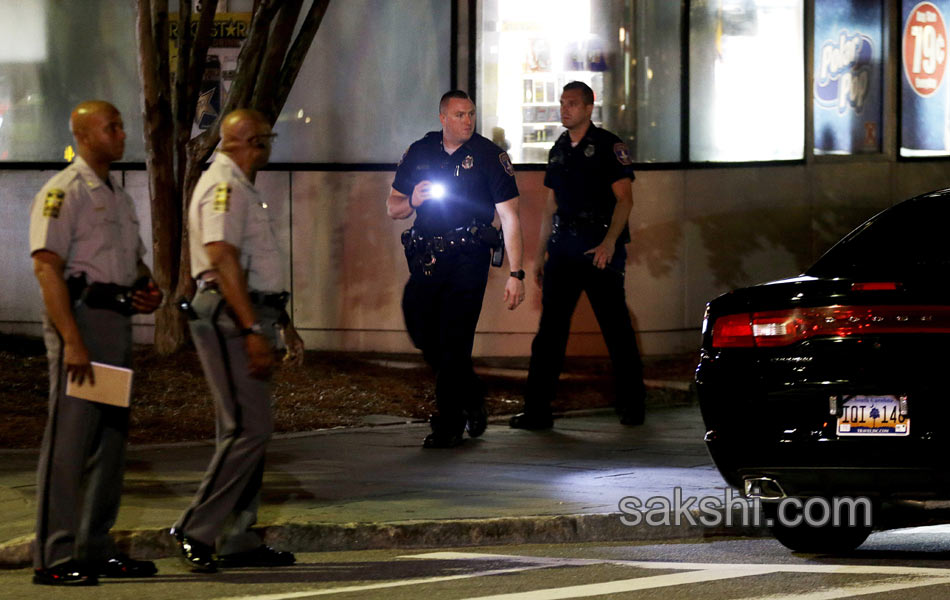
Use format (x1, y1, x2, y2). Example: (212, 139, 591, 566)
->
(273, 0, 331, 119)
(251, 0, 303, 120)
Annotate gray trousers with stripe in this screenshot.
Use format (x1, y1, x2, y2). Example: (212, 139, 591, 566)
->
(34, 304, 132, 569)
(174, 287, 279, 554)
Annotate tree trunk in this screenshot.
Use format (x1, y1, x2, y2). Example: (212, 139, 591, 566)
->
(138, 0, 332, 354)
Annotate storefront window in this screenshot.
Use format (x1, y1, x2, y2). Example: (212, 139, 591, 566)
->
(0, 0, 450, 165)
(0, 1, 143, 162)
(689, 0, 804, 162)
(476, 0, 681, 164)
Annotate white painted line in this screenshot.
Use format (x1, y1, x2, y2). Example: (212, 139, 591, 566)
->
(735, 575, 950, 600)
(455, 567, 778, 600)
(209, 564, 553, 600)
(211, 551, 950, 600)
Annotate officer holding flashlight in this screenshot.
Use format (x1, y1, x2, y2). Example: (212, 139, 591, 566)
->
(388, 90, 525, 448)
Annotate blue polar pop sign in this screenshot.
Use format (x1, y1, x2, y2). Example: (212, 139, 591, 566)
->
(814, 0, 883, 154)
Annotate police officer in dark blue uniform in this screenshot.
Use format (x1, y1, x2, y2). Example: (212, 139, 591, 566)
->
(510, 81, 646, 430)
(388, 90, 526, 448)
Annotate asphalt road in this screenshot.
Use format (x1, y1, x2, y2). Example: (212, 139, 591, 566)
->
(6, 525, 950, 599)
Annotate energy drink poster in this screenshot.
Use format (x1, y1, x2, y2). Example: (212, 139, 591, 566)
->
(169, 13, 251, 134)
(901, 1, 950, 155)
(814, 0, 883, 154)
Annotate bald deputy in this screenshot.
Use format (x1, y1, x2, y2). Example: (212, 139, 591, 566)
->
(170, 108, 302, 573)
(29, 100, 163, 586)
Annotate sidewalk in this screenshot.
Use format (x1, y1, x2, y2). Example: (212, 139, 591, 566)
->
(0, 392, 754, 568)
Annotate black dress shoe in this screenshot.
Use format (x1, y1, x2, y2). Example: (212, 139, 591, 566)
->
(100, 553, 158, 578)
(508, 412, 553, 430)
(619, 406, 645, 426)
(170, 527, 217, 573)
(422, 431, 464, 448)
(33, 560, 98, 586)
(465, 405, 488, 438)
(217, 545, 296, 568)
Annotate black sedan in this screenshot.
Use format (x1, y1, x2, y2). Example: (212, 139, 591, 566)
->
(696, 188, 950, 552)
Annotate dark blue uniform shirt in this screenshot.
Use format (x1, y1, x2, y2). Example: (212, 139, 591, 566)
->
(544, 123, 635, 246)
(393, 131, 519, 237)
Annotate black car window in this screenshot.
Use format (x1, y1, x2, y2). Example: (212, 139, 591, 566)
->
(806, 195, 950, 279)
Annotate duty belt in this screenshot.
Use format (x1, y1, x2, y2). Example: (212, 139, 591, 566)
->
(551, 213, 630, 246)
(401, 221, 501, 276)
(551, 213, 608, 239)
(197, 279, 289, 310)
(67, 274, 144, 316)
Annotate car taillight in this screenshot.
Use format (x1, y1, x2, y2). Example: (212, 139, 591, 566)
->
(711, 314, 754, 347)
(851, 282, 900, 291)
(712, 305, 950, 348)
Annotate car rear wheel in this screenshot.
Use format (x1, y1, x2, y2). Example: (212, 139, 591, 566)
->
(763, 498, 873, 553)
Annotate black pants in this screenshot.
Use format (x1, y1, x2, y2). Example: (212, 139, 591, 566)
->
(402, 247, 491, 435)
(524, 245, 645, 417)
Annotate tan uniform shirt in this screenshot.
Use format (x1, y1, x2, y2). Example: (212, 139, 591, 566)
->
(188, 152, 284, 292)
(28, 156, 144, 286)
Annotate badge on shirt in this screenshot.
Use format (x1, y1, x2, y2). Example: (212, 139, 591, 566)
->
(584, 145, 595, 158)
(462, 155, 474, 169)
(213, 183, 231, 213)
(499, 152, 515, 177)
(614, 143, 632, 166)
(43, 189, 65, 218)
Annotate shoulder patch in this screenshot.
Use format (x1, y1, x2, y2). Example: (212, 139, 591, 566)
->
(213, 183, 231, 213)
(499, 152, 515, 177)
(613, 142, 632, 166)
(43, 189, 66, 218)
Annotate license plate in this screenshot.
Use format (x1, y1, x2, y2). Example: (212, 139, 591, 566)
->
(837, 395, 909, 436)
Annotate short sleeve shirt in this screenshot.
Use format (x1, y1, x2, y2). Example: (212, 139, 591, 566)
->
(28, 156, 145, 286)
(392, 131, 519, 236)
(544, 123, 635, 222)
(188, 152, 285, 292)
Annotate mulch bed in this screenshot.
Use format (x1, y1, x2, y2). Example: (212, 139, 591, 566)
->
(0, 333, 697, 449)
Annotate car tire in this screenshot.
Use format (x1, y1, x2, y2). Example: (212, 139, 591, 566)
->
(763, 498, 873, 554)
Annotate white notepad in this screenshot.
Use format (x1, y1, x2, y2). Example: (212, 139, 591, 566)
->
(65, 361, 133, 408)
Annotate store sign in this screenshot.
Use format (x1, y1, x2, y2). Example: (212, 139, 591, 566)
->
(169, 13, 251, 132)
(901, 0, 950, 154)
(814, 0, 883, 154)
(902, 2, 947, 97)
(815, 31, 873, 114)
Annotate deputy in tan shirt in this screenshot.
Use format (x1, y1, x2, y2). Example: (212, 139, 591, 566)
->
(29, 100, 162, 587)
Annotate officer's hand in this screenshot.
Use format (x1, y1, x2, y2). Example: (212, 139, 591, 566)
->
(584, 242, 615, 270)
(132, 281, 164, 314)
(64, 340, 95, 386)
(245, 333, 275, 379)
(533, 256, 545, 288)
(411, 180, 436, 208)
(504, 277, 525, 310)
(281, 324, 305, 367)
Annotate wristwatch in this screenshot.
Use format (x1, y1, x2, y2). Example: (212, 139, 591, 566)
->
(239, 321, 265, 336)
(510, 269, 525, 280)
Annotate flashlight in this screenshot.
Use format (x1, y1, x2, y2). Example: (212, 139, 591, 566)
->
(429, 183, 446, 200)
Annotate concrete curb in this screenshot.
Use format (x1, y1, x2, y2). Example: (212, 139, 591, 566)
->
(0, 509, 767, 569)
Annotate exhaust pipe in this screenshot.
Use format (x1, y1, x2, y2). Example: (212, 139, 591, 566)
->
(744, 477, 787, 500)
